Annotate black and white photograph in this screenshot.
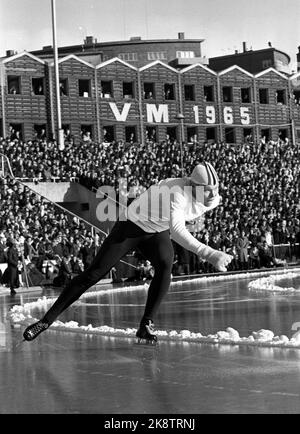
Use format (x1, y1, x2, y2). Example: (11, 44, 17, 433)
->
(0, 0, 300, 418)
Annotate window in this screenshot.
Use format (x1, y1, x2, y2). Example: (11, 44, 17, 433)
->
(118, 53, 138, 62)
(276, 89, 286, 105)
(103, 125, 114, 142)
(278, 129, 288, 140)
(224, 127, 235, 143)
(262, 59, 272, 69)
(32, 78, 44, 95)
(100, 80, 113, 98)
(62, 124, 72, 141)
(241, 87, 251, 103)
(259, 88, 269, 104)
(144, 82, 155, 99)
(187, 127, 197, 144)
(79, 79, 91, 97)
(164, 83, 175, 100)
(81, 125, 93, 141)
(243, 128, 253, 141)
(8, 76, 21, 94)
(60, 78, 68, 96)
(9, 123, 23, 140)
(146, 126, 157, 141)
(184, 85, 195, 101)
(147, 52, 167, 61)
(206, 127, 216, 141)
(293, 90, 300, 106)
(166, 127, 177, 142)
(222, 86, 232, 103)
(125, 126, 136, 143)
(123, 82, 134, 99)
(176, 51, 195, 58)
(261, 128, 270, 142)
(204, 85, 214, 102)
(34, 124, 47, 139)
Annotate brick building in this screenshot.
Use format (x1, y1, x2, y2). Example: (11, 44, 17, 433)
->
(30, 33, 208, 69)
(1, 37, 300, 145)
(209, 42, 291, 75)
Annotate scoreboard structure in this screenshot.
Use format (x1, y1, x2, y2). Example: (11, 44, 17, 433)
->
(1, 51, 300, 145)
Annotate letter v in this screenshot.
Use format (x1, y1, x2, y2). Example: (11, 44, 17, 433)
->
(109, 102, 131, 121)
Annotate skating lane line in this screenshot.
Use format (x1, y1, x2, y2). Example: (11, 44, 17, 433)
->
(80, 370, 300, 398)
(75, 297, 226, 307)
(77, 297, 281, 307)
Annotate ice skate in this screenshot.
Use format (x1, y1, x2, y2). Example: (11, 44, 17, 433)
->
(23, 320, 49, 342)
(136, 319, 157, 345)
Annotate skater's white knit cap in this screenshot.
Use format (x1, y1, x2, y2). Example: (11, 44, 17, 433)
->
(190, 162, 219, 186)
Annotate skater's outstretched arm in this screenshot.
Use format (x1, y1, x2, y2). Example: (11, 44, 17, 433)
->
(169, 193, 232, 272)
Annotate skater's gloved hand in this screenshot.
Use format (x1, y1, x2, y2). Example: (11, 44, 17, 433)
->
(198, 245, 233, 272)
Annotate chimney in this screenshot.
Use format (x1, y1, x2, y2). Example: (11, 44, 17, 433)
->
(84, 36, 95, 46)
(235, 50, 238, 54)
(6, 50, 15, 57)
(242, 41, 247, 52)
(268, 41, 272, 47)
(178, 32, 185, 40)
(130, 36, 142, 41)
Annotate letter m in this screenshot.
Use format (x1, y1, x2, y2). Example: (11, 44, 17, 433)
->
(146, 104, 169, 123)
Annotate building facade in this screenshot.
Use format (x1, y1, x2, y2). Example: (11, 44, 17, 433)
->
(29, 33, 207, 69)
(209, 42, 291, 75)
(1, 51, 300, 145)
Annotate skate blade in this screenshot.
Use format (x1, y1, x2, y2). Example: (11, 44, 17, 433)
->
(14, 339, 26, 348)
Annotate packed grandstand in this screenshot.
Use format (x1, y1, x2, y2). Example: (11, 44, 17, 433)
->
(0, 131, 299, 292)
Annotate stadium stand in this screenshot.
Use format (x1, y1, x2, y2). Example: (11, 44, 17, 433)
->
(0, 134, 299, 290)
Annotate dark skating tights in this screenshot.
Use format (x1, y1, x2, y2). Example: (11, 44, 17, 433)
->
(43, 220, 174, 325)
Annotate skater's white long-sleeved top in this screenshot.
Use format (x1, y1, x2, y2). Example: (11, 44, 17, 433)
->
(127, 177, 220, 256)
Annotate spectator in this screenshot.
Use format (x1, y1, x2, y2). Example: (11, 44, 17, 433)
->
(24, 236, 35, 261)
(70, 256, 84, 275)
(249, 244, 261, 269)
(80, 238, 95, 270)
(5, 238, 20, 295)
(236, 230, 250, 270)
(140, 260, 155, 280)
(258, 240, 276, 268)
(0, 235, 7, 263)
(53, 255, 73, 288)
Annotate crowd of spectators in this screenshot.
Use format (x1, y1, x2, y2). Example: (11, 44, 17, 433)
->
(0, 175, 105, 291)
(0, 134, 299, 288)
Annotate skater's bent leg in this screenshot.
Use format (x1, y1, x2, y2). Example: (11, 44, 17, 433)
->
(139, 231, 174, 321)
(43, 222, 141, 324)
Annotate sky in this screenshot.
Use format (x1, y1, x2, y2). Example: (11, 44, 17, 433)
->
(0, 0, 300, 71)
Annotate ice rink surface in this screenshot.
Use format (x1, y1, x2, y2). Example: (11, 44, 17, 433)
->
(1, 270, 300, 414)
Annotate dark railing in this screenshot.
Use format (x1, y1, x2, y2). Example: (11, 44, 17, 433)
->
(272, 243, 300, 262)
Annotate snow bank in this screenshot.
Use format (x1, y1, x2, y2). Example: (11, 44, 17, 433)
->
(8, 268, 300, 349)
(248, 272, 300, 293)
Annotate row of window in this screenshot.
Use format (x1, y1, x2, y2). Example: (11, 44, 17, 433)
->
(6, 121, 289, 145)
(117, 51, 195, 62)
(84, 125, 289, 143)
(7, 75, 291, 104)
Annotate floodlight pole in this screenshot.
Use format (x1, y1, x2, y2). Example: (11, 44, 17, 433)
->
(51, 0, 64, 148)
(176, 113, 185, 175)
